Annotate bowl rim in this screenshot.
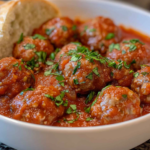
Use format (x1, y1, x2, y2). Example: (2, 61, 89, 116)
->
(1, 0, 150, 131)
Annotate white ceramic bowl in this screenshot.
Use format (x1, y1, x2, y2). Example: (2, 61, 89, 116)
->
(0, 0, 150, 150)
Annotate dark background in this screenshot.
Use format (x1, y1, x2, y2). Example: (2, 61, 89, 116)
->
(0, 0, 150, 150)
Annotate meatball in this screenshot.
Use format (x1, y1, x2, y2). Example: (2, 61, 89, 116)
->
(55, 43, 111, 94)
(33, 71, 77, 101)
(13, 35, 54, 62)
(106, 39, 150, 70)
(33, 17, 78, 48)
(78, 16, 121, 54)
(11, 85, 65, 125)
(0, 57, 33, 98)
(110, 61, 134, 87)
(131, 65, 150, 104)
(91, 86, 141, 124)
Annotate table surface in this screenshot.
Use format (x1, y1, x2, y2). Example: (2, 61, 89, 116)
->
(0, 0, 150, 149)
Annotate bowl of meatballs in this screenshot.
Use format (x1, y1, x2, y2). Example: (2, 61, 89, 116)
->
(0, 0, 150, 150)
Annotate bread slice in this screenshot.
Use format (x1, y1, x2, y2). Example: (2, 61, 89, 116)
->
(0, 1, 5, 5)
(0, 0, 60, 58)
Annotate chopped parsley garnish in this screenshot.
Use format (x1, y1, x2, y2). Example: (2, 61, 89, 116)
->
(124, 61, 130, 69)
(110, 72, 114, 77)
(45, 94, 55, 100)
(86, 72, 93, 80)
(130, 39, 144, 45)
(46, 61, 54, 65)
(134, 72, 139, 78)
(93, 67, 100, 77)
(56, 75, 65, 86)
(122, 94, 127, 99)
(127, 44, 137, 52)
(13, 63, 19, 67)
(56, 75, 64, 81)
(66, 104, 77, 114)
(25, 57, 37, 70)
(17, 33, 24, 44)
(19, 65, 22, 70)
(85, 91, 95, 104)
(85, 92, 101, 113)
(129, 70, 134, 74)
(109, 43, 120, 52)
(89, 28, 96, 32)
(35, 51, 47, 63)
(23, 44, 36, 50)
(64, 113, 80, 124)
(73, 79, 79, 85)
(61, 26, 68, 31)
(73, 62, 81, 75)
(100, 85, 111, 96)
(122, 50, 126, 54)
(141, 72, 149, 76)
(63, 100, 68, 107)
(71, 54, 82, 61)
(50, 52, 55, 60)
(44, 63, 59, 76)
(84, 25, 88, 31)
(105, 33, 115, 40)
(86, 117, 93, 122)
(72, 25, 77, 31)
(32, 34, 47, 40)
(45, 91, 66, 107)
(45, 27, 55, 35)
(20, 88, 34, 95)
(131, 59, 136, 64)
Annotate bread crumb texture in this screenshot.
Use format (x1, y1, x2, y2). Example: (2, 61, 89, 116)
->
(0, 0, 59, 58)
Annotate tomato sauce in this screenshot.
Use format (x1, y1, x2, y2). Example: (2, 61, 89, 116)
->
(0, 16, 150, 127)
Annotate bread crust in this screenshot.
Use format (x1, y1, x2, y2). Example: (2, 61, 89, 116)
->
(0, 0, 60, 58)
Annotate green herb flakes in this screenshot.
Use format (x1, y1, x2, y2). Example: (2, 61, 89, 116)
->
(85, 91, 95, 104)
(134, 72, 139, 78)
(73, 62, 81, 75)
(61, 26, 68, 31)
(50, 53, 55, 60)
(93, 67, 100, 77)
(72, 25, 77, 31)
(45, 28, 55, 35)
(23, 44, 35, 50)
(86, 72, 93, 80)
(74, 79, 79, 85)
(105, 33, 115, 40)
(46, 61, 54, 66)
(32, 34, 47, 40)
(122, 50, 126, 54)
(86, 117, 93, 122)
(17, 33, 24, 44)
(122, 94, 127, 99)
(20, 88, 34, 95)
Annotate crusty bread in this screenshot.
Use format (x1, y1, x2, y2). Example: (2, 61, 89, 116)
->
(0, 1, 5, 5)
(0, 0, 60, 58)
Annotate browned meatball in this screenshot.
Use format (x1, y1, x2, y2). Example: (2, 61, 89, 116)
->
(13, 35, 54, 62)
(33, 17, 78, 48)
(78, 16, 121, 54)
(91, 85, 141, 125)
(55, 43, 111, 94)
(131, 65, 150, 104)
(110, 61, 134, 87)
(33, 70, 77, 101)
(106, 39, 150, 70)
(11, 85, 65, 125)
(0, 57, 33, 98)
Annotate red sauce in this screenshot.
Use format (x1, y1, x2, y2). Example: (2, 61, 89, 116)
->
(0, 17, 150, 127)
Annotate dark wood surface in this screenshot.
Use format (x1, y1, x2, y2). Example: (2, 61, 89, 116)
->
(0, 0, 150, 149)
